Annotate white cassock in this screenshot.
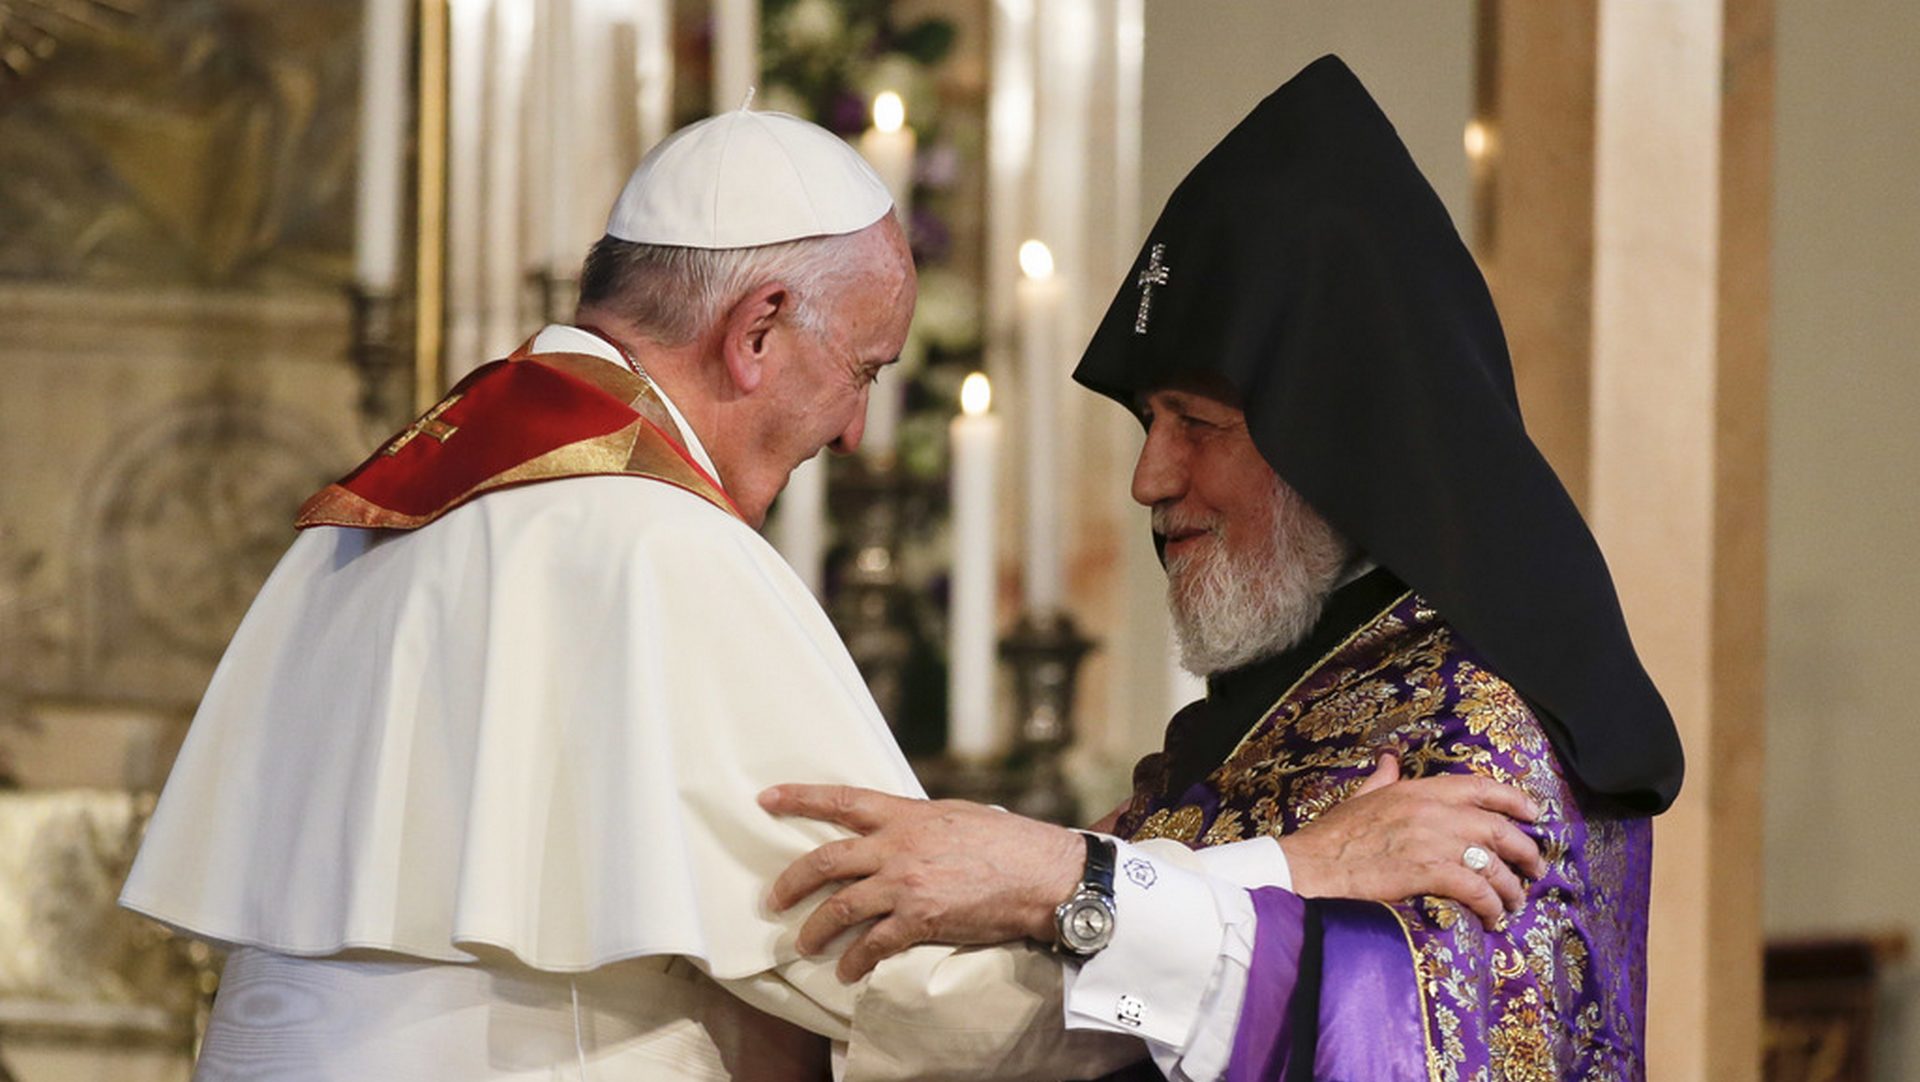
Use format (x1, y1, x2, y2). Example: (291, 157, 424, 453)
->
(119, 326, 1154, 1081)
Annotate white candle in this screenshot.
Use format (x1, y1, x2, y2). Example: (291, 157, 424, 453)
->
(712, 0, 758, 112)
(632, 0, 673, 154)
(444, 0, 489, 378)
(544, 0, 575, 274)
(484, 0, 533, 357)
(863, 362, 905, 461)
(858, 91, 916, 224)
(1016, 239, 1064, 611)
(1168, 636, 1207, 715)
(949, 373, 1002, 760)
(774, 453, 828, 597)
(354, 0, 410, 292)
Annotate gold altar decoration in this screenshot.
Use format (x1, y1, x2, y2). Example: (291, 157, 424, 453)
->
(0, 790, 213, 1064)
(0, 0, 357, 288)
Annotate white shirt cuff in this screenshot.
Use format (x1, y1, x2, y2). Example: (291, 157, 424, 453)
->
(1153, 878, 1255, 1082)
(1192, 835, 1291, 891)
(1061, 838, 1226, 1049)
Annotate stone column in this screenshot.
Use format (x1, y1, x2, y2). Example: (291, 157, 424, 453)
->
(1477, 0, 1599, 508)
(1587, 2, 1771, 1079)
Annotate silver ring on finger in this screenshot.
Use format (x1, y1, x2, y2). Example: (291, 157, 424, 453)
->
(1462, 845, 1494, 873)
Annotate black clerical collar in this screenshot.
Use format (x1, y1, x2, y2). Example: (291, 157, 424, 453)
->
(1165, 566, 1409, 795)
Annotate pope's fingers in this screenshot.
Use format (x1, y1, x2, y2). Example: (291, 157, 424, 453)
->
(837, 916, 921, 982)
(769, 836, 882, 911)
(797, 878, 894, 956)
(759, 783, 912, 833)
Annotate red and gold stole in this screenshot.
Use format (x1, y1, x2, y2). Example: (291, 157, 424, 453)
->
(296, 348, 740, 531)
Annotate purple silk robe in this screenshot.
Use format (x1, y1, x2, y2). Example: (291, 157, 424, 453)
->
(1116, 592, 1651, 1081)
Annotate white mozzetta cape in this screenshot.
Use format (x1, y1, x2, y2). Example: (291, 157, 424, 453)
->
(120, 320, 928, 983)
(120, 469, 925, 976)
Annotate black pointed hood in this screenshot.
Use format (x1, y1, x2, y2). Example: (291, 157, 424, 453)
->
(1074, 55, 1683, 813)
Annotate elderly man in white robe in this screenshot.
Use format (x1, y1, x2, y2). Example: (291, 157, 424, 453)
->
(120, 108, 1538, 1081)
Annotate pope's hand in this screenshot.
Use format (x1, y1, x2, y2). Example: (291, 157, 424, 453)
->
(760, 785, 1082, 982)
(1280, 752, 1547, 928)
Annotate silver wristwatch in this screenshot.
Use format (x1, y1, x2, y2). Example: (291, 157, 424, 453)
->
(1054, 833, 1117, 956)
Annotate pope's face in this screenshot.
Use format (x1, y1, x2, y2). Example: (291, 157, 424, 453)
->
(733, 222, 916, 524)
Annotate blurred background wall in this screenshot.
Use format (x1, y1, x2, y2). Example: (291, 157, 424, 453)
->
(1766, 1, 1920, 1076)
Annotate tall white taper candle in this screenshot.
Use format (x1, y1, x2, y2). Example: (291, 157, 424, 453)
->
(354, 0, 410, 292)
(484, 0, 532, 357)
(544, 0, 575, 276)
(949, 373, 1002, 759)
(712, 0, 758, 112)
(775, 454, 828, 597)
(1016, 239, 1064, 611)
(859, 90, 916, 223)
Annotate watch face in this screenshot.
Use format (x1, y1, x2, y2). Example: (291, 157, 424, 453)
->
(1062, 896, 1115, 952)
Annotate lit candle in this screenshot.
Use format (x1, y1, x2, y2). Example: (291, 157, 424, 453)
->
(354, 0, 410, 292)
(948, 373, 1001, 760)
(1016, 239, 1064, 612)
(858, 90, 916, 223)
(774, 453, 828, 597)
(712, 0, 758, 112)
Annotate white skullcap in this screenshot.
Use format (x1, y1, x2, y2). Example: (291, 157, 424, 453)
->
(605, 109, 894, 249)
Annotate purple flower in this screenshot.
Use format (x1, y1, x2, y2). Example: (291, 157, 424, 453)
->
(909, 207, 951, 263)
(828, 91, 868, 135)
(916, 143, 962, 190)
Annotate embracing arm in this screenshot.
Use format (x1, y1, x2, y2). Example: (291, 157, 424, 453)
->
(760, 759, 1543, 1082)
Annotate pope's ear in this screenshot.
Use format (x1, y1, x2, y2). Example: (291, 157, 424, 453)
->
(721, 283, 792, 395)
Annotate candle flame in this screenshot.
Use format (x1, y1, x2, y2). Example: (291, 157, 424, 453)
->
(873, 91, 906, 134)
(960, 372, 992, 416)
(1018, 239, 1054, 280)
(1463, 118, 1493, 161)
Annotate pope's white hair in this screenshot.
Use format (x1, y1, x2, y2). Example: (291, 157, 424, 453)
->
(577, 230, 871, 346)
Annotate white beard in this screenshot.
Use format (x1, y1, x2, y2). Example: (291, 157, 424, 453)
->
(1160, 475, 1353, 677)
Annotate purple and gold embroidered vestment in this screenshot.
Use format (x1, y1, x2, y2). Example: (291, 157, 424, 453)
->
(1118, 591, 1651, 1081)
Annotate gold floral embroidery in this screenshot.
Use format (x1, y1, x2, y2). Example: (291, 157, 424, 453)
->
(1201, 808, 1246, 848)
(1122, 594, 1647, 1080)
(1131, 804, 1204, 845)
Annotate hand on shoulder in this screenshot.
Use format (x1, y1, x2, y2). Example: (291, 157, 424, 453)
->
(1280, 752, 1546, 927)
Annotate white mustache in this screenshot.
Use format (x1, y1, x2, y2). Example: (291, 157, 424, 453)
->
(1151, 506, 1222, 540)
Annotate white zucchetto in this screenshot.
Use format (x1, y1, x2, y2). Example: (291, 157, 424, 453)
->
(605, 108, 894, 249)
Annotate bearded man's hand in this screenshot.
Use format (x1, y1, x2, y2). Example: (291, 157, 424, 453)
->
(1281, 752, 1547, 927)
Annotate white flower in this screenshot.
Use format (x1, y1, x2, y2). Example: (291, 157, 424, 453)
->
(781, 0, 843, 48)
(910, 268, 981, 353)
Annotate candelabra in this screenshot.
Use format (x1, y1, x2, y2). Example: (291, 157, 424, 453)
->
(348, 286, 411, 432)
(998, 609, 1095, 825)
(533, 269, 579, 325)
(830, 456, 913, 728)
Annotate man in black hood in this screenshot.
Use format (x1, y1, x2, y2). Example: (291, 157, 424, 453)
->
(766, 55, 1681, 1080)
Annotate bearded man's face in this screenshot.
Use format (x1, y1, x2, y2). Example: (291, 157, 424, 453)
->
(1131, 384, 1353, 676)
